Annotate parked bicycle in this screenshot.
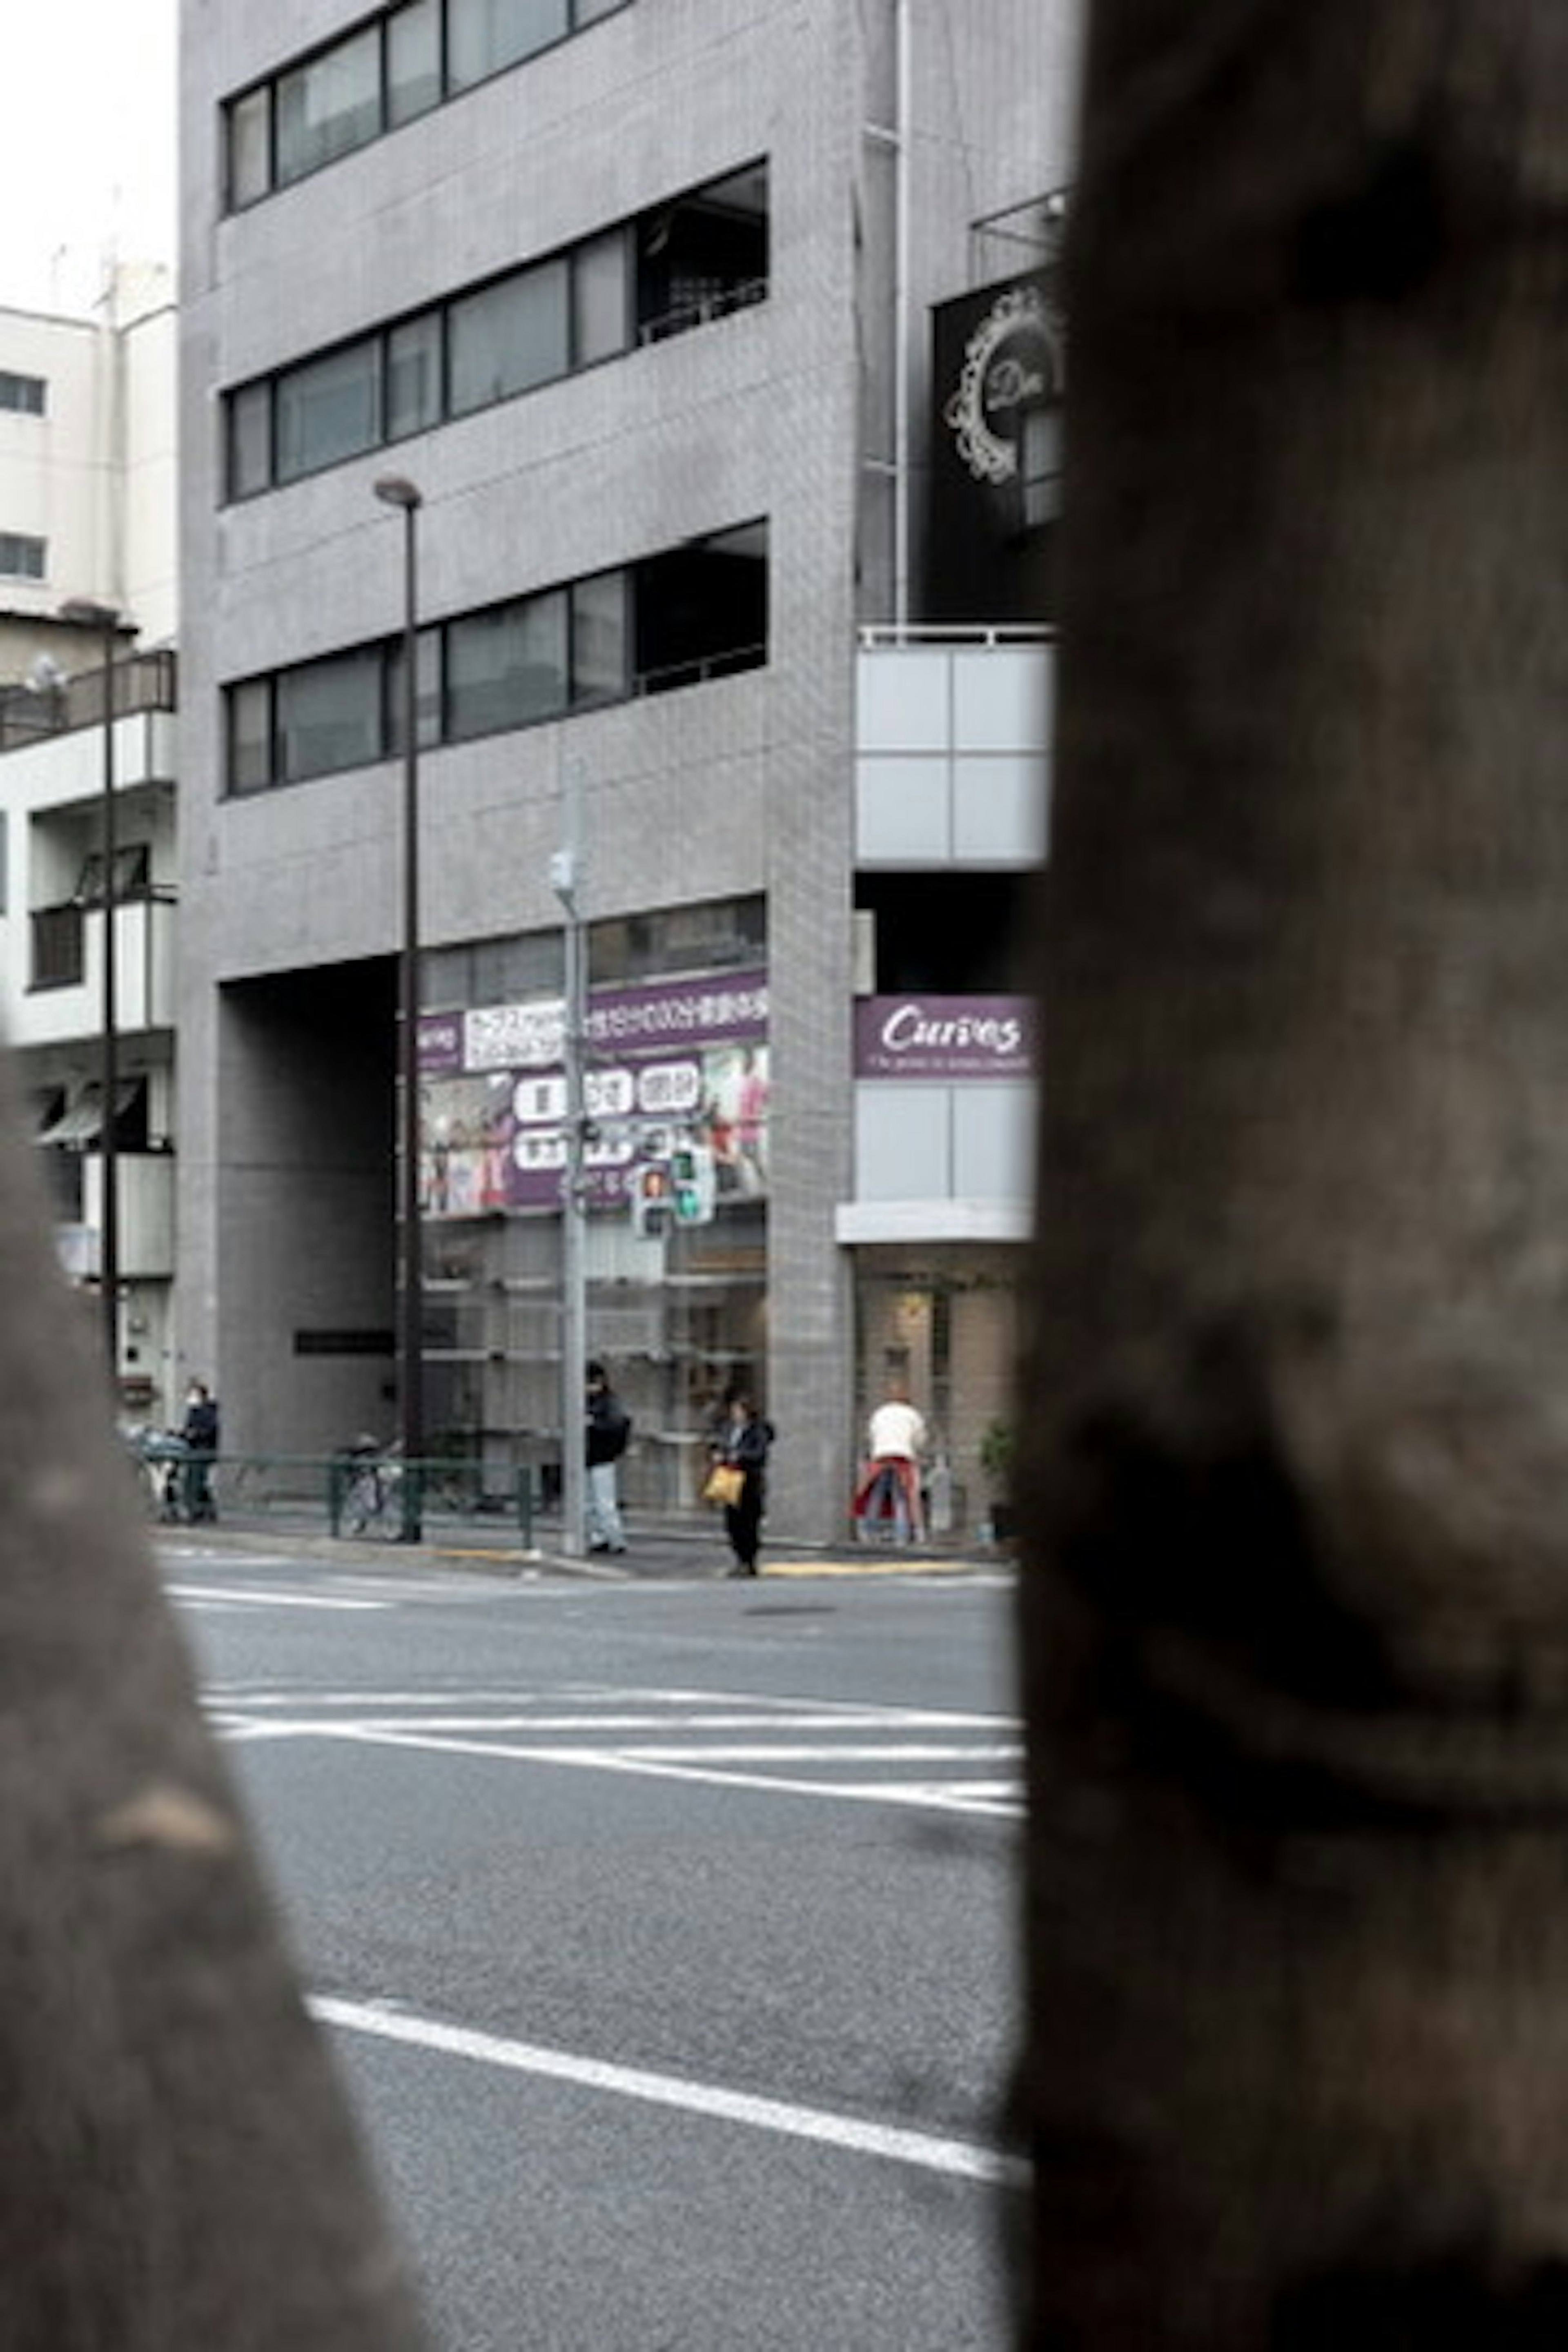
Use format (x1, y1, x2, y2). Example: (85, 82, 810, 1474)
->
(336, 1437, 403, 1537)
(125, 1427, 219, 1525)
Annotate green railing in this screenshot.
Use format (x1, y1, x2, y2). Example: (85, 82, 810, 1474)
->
(326, 1452, 536, 1546)
(133, 1447, 535, 1548)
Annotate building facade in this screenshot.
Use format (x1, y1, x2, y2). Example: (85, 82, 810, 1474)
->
(0, 272, 180, 1422)
(177, 0, 1076, 1542)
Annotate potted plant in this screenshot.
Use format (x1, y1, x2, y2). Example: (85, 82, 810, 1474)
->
(978, 1416, 1016, 1546)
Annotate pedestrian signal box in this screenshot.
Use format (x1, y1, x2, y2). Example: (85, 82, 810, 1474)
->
(630, 1163, 672, 1238)
(670, 1142, 717, 1225)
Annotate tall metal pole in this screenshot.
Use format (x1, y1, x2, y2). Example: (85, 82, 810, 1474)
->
(60, 598, 131, 1386)
(99, 615, 119, 1385)
(552, 759, 588, 1559)
(374, 476, 425, 1539)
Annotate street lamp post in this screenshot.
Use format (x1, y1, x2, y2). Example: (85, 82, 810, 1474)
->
(59, 598, 135, 1388)
(373, 476, 425, 1539)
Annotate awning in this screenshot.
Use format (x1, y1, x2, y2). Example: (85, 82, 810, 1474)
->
(36, 1080, 142, 1147)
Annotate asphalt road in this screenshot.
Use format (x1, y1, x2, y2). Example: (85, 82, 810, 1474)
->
(160, 1541, 1025, 2351)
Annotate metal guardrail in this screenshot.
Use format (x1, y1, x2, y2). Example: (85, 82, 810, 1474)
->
(131, 1447, 536, 1548)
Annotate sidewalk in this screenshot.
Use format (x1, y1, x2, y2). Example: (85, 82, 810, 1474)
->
(154, 1505, 1001, 1582)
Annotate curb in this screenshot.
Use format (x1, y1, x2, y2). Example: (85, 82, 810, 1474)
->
(154, 1523, 1003, 1582)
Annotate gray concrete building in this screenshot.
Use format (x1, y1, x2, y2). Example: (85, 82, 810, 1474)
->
(177, 0, 1076, 1545)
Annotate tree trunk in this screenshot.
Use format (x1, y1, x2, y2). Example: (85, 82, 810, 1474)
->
(1018, 4, 1568, 2341)
(0, 1050, 426, 2343)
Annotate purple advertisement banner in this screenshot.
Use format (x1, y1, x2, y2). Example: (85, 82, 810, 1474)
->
(417, 972, 770, 1217)
(420, 970, 769, 1078)
(854, 994, 1037, 1080)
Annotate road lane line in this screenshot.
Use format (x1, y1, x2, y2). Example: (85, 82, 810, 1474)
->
(166, 1584, 387, 1612)
(221, 1717, 1023, 1816)
(310, 1995, 1026, 2188)
(205, 1691, 1013, 1729)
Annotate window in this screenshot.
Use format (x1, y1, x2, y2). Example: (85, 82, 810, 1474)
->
(228, 381, 272, 500)
(276, 339, 382, 482)
(227, 85, 272, 207)
(449, 262, 570, 416)
(447, 591, 567, 740)
(0, 532, 45, 581)
(388, 0, 443, 125)
(228, 680, 273, 793)
(634, 523, 767, 693)
(856, 875, 1027, 993)
(636, 163, 769, 343)
(590, 895, 766, 985)
(225, 2, 632, 208)
(0, 372, 45, 416)
(276, 27, 383, 186)
(224, 524, 768, 793)
(573, 230, 630, 366)
(571, 571, 628, 705)
(387, 314, 445, 440)
(448, 0, 568, 91)
(223, 160, 759, 499)
(75, 844, 152, 905)
(387, 627, 444, 752)
(277, 650, 384, 781)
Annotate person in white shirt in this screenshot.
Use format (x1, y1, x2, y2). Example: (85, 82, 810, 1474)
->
(854, 1383, 928, 1542)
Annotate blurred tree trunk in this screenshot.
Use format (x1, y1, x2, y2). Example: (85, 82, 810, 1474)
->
(1018, 3, 1568, 2342)
(0, 1051, 425, 2344)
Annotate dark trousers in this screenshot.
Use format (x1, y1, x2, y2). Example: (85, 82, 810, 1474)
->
(725, 1476, 764, 1569)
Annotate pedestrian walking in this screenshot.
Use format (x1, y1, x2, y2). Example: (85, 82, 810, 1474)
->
(180, 1380, 221, 1523)
(585, 1360, 630, 1555)
(708, 1390, 775, 1577)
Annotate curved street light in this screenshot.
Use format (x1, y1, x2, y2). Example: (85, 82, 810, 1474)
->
(373, 477, 425, 1537)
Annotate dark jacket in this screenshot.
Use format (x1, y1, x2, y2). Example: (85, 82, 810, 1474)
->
(586, 1389, 631, 1468)
(183, 1395, 220, 1452)
(717, 1415, 773, 1477)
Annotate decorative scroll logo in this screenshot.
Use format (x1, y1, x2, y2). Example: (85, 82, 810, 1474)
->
(943, 283, 1063, 486)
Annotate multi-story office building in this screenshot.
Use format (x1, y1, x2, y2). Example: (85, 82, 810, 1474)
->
(178, 0, 1075, 1543)
(0, 270, 179, 1421)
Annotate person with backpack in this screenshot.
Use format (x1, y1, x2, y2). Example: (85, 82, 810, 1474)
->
(584, 1360, 631, 1555)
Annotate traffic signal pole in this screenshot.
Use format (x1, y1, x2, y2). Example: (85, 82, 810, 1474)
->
(552, 761, 588, 1561)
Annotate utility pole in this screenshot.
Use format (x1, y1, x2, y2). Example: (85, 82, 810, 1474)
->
(551, 758, 588, 1558)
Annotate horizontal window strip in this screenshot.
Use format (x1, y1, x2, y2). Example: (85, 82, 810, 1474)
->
(223, 523, 768, 796)
(223, 160, 766, 502)
(225, 0, 634, 212)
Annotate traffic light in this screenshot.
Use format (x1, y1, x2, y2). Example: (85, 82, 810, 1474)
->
(630, 1163, 672, 1238)
(670, 1142, 717, 1225)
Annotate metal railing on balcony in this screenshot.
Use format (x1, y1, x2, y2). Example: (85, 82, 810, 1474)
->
(637, 276, 768, 347)
(0, 648, 178, 753)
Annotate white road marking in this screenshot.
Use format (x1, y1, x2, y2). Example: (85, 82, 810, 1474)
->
(165, 1584, 387, 1613)
(205, 1688, 1010, 1729)
(216, 1715, 1024, 1818)
(310, 1994, 1026, 2188)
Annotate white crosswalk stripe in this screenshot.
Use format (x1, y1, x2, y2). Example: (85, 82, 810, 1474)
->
(207, 1683, 1025, 1818)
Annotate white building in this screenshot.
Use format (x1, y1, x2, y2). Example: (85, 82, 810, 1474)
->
(177, 0, 1075, 1541)
(0, 267, 180, 1421)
